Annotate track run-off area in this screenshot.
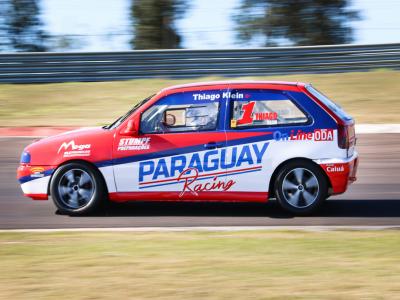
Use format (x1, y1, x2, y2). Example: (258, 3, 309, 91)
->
(1, 134, 399, 229)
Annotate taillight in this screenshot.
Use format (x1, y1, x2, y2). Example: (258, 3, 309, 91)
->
(338, 124, 355, 149)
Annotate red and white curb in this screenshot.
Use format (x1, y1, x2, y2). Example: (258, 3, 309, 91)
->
(1, 124, 400, 138)
(0, 127, 78, 138)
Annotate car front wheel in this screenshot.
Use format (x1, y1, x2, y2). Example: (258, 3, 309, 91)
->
(50, 162, 105, 215)
(274, 160, 328, 215)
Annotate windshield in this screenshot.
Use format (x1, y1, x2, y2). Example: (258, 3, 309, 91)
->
(104, 94, 154, 130)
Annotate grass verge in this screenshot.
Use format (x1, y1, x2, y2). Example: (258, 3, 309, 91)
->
(0, 70, 399, 126)
(1, 230, 400, 299)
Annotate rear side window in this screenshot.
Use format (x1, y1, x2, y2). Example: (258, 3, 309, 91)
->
(141, 91, 220, 134)
(230, 90, 308, 129)
(306, 85, 352, 121)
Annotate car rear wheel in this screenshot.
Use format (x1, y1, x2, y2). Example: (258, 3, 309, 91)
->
(274, 160, 328, 215)
(50, 162, 105, 215)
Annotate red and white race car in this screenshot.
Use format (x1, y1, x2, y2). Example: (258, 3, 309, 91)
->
(17, 81, 358, 215)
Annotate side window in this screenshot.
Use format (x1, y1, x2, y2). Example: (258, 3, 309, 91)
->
(230, 90, 308, 129)
(141, 91, 221, 134)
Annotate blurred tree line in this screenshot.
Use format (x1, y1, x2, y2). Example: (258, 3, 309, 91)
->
(131, 0, 186, 49)
(235, 0, 360, 46)
(0, 0, 48, 51)
(0, 0, 359, 52)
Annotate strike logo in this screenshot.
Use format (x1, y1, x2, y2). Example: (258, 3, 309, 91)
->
(57, 140, 91, 157)
(118, 137, 150, 151)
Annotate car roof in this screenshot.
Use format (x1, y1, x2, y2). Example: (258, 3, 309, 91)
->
(159, 80, 306, 94)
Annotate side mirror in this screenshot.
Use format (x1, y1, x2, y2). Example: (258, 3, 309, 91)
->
(121, 119, 138, 136)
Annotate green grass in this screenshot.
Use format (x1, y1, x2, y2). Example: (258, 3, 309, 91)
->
(0, 70, 399, 126)
(1, 230, 400, 299)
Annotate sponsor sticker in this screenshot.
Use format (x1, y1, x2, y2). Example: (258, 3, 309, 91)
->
(254, 112, 278, 121)
(58, 140, 91, 157)
(192, 92, 248, 101)
(30, 166, 45, 178)
(273, 129, 334, 142)
(177, 168, 236, 197)
(118, 137, 151, 151)
(326, 164, 345, 173)
(138, 142, 268, 197)
(235, 101, 278, 126)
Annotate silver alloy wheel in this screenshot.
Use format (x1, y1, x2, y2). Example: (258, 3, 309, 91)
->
(57, 168, 95, 209)
(282, 168, 319, 208)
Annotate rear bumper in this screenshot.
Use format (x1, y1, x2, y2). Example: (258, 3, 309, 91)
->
(314, 152, 359, 195)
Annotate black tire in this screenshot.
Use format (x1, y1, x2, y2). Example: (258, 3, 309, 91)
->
(274, 160, 328, 215)
(50, 162, 106, 215)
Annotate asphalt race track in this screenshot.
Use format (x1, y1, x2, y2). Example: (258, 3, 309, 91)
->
(1, 134, 399, 229)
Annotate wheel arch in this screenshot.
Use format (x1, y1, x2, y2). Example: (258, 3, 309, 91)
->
(47, 159, 109, 196)
(268, 157, 332, 198)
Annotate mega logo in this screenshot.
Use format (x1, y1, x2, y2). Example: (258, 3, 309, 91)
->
(273, 129, 334, 142)
(57, 140, 91, 157)
(138, 142, 268, 196)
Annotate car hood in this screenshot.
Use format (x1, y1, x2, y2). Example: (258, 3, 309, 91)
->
(23, 127, 115, 165)
(35, 127, 101, 142)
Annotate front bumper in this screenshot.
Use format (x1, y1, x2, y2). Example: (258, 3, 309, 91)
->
(314, 152, 359, 195)
(17, 164, 54, 200)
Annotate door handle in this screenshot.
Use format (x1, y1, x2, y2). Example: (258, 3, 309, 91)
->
(204, 142, 223, 149)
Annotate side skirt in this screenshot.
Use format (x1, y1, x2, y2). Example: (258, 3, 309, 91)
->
(109, 191, 268, 203)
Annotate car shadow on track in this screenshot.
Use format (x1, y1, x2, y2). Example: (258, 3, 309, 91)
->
(68, 199, 400, 218)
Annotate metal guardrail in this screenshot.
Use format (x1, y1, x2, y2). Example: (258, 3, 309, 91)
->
(0, 43, 399, 83)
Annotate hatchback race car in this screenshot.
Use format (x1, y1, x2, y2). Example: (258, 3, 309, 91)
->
(17, 81, 358, 215)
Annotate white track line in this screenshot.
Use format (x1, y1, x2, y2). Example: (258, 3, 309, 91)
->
(356, 124, 400, 134)
(1, 226, 400, 233)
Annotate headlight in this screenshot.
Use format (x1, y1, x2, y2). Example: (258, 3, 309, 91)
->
(20, 151, 31, 164)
